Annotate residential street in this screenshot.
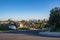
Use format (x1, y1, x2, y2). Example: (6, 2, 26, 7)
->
(0, 33, 60, 40)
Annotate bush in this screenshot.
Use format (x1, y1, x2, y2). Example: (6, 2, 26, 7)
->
(0, 25, 11, 31)
(19, 27, 30, 30)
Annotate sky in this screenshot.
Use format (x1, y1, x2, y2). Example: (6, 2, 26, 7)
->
(0, 0, 60, 21)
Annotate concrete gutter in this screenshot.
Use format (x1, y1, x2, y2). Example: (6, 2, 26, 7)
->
(39, 32, 60, 37)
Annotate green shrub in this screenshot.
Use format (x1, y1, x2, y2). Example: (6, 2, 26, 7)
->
(19, 27, 30, 30)
(0, 26, 11, 31)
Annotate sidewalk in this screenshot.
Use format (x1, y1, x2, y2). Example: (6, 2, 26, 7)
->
(39, 32, 60, 37)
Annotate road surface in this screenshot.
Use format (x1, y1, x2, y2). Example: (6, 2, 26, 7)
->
(0, 33, 60, 40)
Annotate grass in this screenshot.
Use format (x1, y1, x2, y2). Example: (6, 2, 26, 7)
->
(50, 27, 60, 32)
(0, 26, 11, 31)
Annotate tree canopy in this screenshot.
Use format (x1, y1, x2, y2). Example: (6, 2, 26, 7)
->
(49, 7, 60, 25)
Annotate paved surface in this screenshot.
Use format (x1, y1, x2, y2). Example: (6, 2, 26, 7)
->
(39, 32, 60, 37)
(0, 33, 60, 40)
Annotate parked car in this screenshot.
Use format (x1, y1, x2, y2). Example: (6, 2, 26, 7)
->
(8, 24, 16, 30)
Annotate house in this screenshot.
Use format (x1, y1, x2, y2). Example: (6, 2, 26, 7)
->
(19, 23, 25, 28)
(17, 22, 26, 28)
(18, 21, 30, 28)
(0, 21, 9, 25)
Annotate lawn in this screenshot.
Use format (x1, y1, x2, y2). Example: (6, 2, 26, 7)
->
(0, 26, 11, 31)
(50, 27, 60, 32)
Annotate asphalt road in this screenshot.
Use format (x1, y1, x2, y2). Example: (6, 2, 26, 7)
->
(0, 33, 60, 40)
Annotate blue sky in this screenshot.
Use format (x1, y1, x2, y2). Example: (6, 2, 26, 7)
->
(0, 0, 60, 20)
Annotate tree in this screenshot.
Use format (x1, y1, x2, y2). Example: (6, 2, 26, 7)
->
(8, 19, 12, 24)
(49, 7, 60, 26)
(49, 7, 60, 32)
